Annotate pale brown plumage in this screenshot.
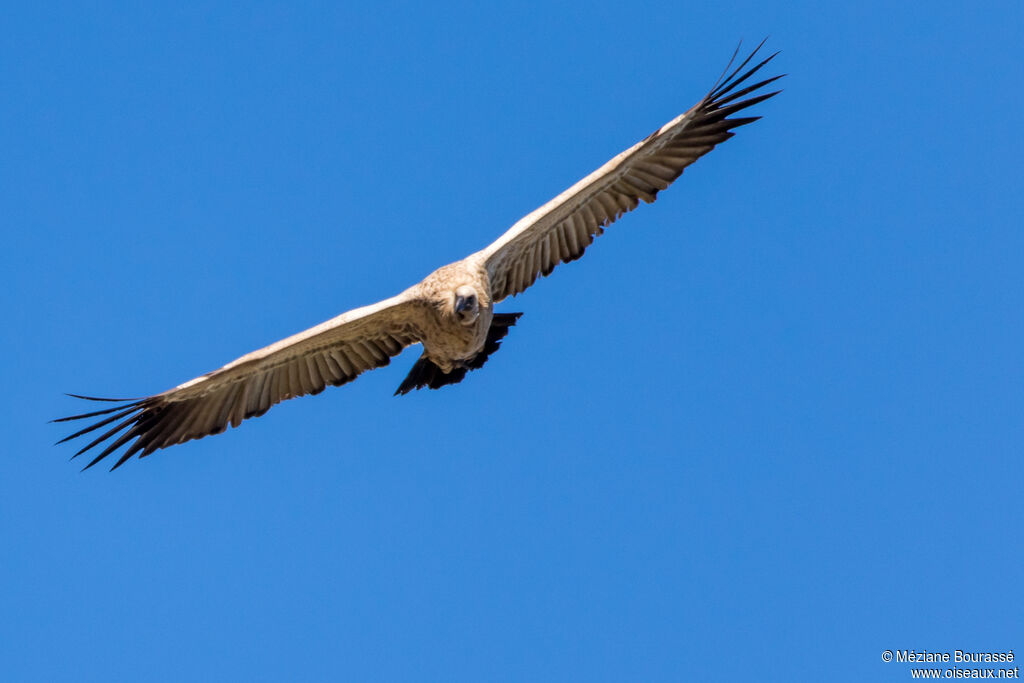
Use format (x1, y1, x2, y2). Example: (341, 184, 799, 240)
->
(55, 41, 782, 469)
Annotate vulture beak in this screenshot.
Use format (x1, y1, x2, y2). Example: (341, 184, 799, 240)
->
(454, 294, 472, 314)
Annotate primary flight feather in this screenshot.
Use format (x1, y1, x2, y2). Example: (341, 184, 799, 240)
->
(55, 41, 782, 470)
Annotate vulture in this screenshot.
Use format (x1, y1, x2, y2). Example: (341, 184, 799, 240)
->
(55, 41, 782, 469)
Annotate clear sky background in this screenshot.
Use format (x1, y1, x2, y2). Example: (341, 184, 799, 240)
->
(2, 2, 1021, 681)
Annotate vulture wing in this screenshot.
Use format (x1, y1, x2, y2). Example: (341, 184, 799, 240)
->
(477, 41, 782, 302)
(55, 293, 426, 470)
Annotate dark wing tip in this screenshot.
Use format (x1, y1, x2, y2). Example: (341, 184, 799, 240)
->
(50, 399, 146, 424)
(688, 42, 782, 139)
(709, 37, 771, 95)
(65, 393, 143, 402)
(710, 38, 762, 93)
(54, 394, 158, 471)
(708, 40, 782, 104)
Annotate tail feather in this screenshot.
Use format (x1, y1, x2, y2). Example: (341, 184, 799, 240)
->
(395, 313, 522, 395)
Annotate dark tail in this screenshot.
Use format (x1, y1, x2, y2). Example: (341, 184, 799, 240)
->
(394, 313, 522, 395)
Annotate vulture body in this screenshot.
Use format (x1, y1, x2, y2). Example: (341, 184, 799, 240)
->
(56, 42, 782, 469)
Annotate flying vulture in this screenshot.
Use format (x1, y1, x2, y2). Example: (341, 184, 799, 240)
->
(55, 41, 782, 469)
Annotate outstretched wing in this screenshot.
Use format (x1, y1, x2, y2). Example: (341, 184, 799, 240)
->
(477, 41, 782, 302)
(55, 293, 426, 470)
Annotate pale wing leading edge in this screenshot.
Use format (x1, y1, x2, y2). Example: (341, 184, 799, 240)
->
(478, 42, 782, 302)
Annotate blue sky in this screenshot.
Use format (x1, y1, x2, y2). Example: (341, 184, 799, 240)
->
(2, 2, 1021, 681)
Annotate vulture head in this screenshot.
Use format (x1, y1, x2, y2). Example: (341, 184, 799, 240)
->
(452, 285, 480, 326)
